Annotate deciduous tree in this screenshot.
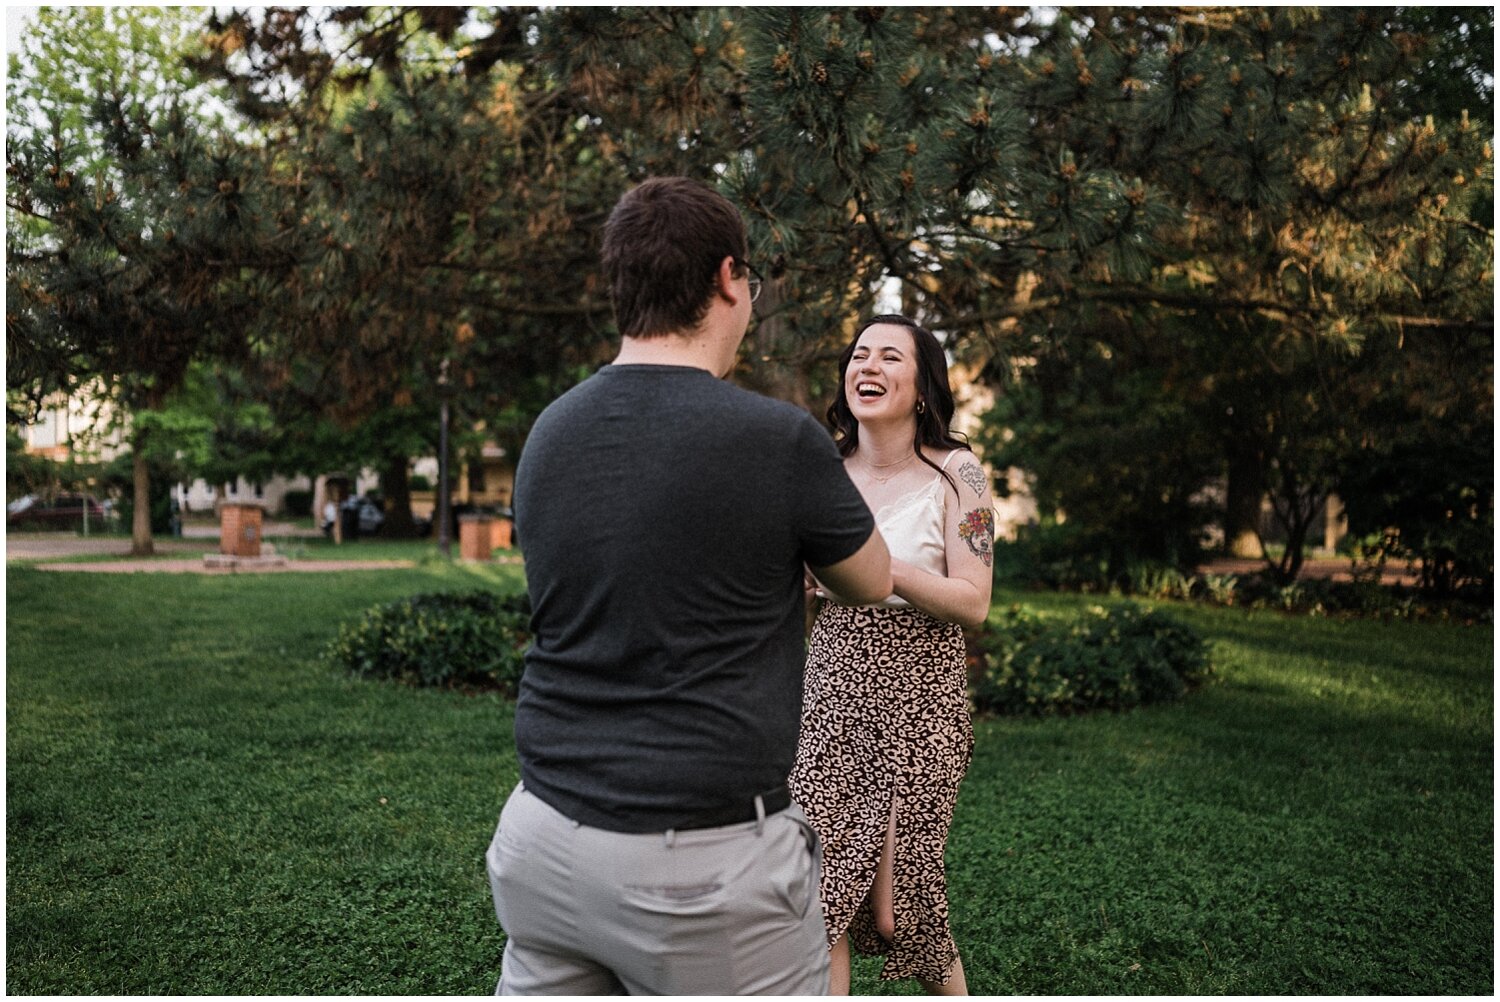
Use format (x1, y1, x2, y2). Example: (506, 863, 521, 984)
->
(7, 7, 288, 554)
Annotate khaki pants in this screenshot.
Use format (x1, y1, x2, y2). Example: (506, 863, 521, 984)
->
(487, 783, 830, 995)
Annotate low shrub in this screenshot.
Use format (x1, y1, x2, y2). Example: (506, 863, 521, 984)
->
(991, 521, 1115, 592)
(991, 515, 1213, 594)
(1021, 555, 1493, 623)
(1232, 574, 1492, 623)
(1126, 562, 1197, 601)
(972, 603, 1211, 717)
(325, 590, 531, 694)
(1198, 573, 1240, 606)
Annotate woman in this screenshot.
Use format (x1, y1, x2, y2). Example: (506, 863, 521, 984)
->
(790, 315, 994, 995)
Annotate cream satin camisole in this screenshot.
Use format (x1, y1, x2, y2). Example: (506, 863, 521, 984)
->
(870, 450, 959, 608)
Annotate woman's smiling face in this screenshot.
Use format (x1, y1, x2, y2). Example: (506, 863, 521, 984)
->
(845, 322, 920, 424)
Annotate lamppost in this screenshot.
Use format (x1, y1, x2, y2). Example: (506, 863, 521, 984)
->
(437, 357, 452, 557)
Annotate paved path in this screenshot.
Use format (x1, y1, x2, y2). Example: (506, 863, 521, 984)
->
(180, 520, 321, 540)
(1196, 556, 1420, 587)
(7, 533, 412, 573)
(11, 533, 1404, 583)
(7, 536, 215, 561)
(31, 558, 415, 574)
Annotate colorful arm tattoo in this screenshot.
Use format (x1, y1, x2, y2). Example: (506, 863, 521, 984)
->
(958, 507, 995, 567)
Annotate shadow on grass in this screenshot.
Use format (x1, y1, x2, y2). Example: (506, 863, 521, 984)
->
(7, 573, 1492, 995)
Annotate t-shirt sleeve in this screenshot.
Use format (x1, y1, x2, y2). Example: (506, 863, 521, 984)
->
(790, 414, 877, 567)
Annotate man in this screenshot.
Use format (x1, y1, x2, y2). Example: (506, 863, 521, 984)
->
(487, 176, 892, 995)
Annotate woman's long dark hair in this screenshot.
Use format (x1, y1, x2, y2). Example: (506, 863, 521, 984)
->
(827, 314, 970, 491)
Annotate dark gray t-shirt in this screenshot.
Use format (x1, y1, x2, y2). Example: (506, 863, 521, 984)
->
(512, 364, 875, 833)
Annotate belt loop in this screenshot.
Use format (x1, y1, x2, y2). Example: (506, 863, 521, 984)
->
(664, 828, 676, 849)
(753, 794, 766, 836)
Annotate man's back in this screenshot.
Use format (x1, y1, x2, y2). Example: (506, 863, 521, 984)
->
(490, 175, 886, 995)
(512, 363, 873, 834)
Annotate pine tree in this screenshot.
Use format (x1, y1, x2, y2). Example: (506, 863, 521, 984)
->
(190, 8, 626, 530)
(965, 8, 1492, 579)
(19, 7, 1484, 573)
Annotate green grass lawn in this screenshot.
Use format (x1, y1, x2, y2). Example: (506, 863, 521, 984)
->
(6, 556, 1492, 994)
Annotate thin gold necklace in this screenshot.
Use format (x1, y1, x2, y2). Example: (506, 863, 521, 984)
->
(862, 451, 916, 484)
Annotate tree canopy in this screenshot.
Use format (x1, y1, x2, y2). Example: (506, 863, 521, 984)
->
(7, 7, 1491, 585)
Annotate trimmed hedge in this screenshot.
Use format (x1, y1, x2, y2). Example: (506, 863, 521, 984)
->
(325, 590, 531, 694)
(973, 603, 1211, 716)
(326, 589, 1209, 719)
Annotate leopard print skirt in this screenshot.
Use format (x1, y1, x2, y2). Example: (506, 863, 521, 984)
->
(789, 602, 974, 984)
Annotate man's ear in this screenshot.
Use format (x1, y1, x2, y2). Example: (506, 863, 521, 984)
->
(715, 255, 742, 305)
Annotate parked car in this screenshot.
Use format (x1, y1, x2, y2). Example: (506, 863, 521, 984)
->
(339, 495, 385, 537)
(7, 493, 107, 529)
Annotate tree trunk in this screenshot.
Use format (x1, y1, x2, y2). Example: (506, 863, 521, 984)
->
(1281, 507, 1312, 582)
(1263, 476, 1325, 585)
(1224, 444, 1265, 559)
(381, 454, 419, 538)
(130, 434, 154, 557)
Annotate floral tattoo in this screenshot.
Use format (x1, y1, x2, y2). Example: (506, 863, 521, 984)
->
(958, 507, 995, 567)
(958, 460, 987, 498)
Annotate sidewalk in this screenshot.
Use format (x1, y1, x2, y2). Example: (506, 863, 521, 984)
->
(6, 531, 412, 574)
(181, 520, 321, 540)
(1196, 556, 1421, 587)
(6, 535, 214, 561)
(9, 520, 319, 560)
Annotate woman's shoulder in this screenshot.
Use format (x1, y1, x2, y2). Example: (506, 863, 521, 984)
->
(923, 445, 977, 469)
(928, 447, 991, 499)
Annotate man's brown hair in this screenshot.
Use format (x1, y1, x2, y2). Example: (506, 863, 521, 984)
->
(601, 177, 749, 339)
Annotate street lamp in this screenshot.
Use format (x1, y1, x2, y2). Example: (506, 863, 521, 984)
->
(437, 357, 452, 557)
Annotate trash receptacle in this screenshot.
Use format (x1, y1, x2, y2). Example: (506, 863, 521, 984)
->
(219, 502, 264, 558)
(491, 517, 513, 551)
(459, 513, 494, 561)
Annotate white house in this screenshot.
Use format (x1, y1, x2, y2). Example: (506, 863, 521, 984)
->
(13, 389, 377, 517)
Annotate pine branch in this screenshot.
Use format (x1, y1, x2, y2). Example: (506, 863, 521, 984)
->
(947, 286, 1492, 332)
(1418, 209, 1494, 237)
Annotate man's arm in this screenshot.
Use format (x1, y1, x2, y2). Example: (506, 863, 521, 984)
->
(809, 527, 892, 606)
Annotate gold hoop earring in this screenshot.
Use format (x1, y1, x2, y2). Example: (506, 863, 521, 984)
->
(917, 399, 926, 415)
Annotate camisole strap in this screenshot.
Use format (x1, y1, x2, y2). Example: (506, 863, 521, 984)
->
(939, 449, 961, 472)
